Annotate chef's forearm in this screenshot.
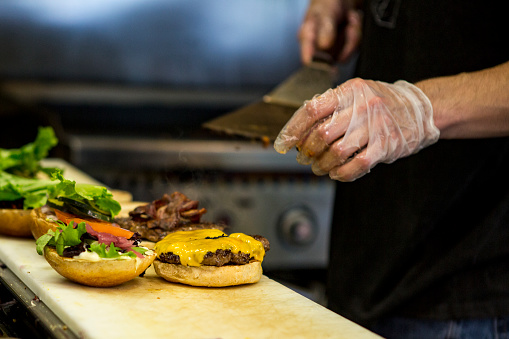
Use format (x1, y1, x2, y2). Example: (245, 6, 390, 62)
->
(416, 60, 509, 139)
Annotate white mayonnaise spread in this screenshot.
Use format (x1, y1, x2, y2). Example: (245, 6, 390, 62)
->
(73, 247, 154, 262)
(73, 250, 131, 261)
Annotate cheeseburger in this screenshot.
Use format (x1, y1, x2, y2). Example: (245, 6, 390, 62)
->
(154, 229, 270, 287)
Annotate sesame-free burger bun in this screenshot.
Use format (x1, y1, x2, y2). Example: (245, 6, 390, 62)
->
(43, 247, 156, 287)
(0, 208, 33, 237)
(153, 260, 262, 287)
(30, 208, 58, 240)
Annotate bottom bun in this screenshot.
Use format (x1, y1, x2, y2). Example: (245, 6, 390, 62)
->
(153, 260, 262, 287)
(0, 209, 34, 237)
(43, 247, 156, 287)
(30, 208, 58, 240)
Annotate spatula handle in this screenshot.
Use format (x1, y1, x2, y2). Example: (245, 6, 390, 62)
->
(312, 50, 335, 65)
(311, 19, 348, 65)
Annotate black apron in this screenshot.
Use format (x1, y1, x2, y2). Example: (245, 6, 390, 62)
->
(326, 0, 509, 327)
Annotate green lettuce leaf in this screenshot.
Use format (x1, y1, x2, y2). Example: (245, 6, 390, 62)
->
(130, 247, 148, 256)
(35, 220, 88, 256)
(0, 126, 58, 178)
(88, 242, 133, 259)
(36, 230, 56, 255)
(85, 241, 140, 259)
(0, 171, 58, 209)
(48, 170, 121, 217)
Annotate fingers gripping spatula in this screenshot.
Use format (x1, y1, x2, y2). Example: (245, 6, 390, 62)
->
(203, 52, 338, 141)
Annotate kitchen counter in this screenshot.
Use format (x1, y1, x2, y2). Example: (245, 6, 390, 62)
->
(0, 159, 381, 338)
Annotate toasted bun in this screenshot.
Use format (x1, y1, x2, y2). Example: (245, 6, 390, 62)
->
(30, 208, 59, 240)
(43, 247, 156, 287)
(153, 260, 262, 287)
(0, 208, 34, 237)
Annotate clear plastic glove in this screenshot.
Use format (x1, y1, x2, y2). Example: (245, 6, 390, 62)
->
(274, 78, 440, 181)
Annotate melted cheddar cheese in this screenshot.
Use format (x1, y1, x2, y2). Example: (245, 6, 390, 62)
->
(154, 229, 265, 267)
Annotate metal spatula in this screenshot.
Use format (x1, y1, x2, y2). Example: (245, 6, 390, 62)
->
(263, 52, 337, 108)
(203, 52, 337, 141)
(202, 100, 296, 141)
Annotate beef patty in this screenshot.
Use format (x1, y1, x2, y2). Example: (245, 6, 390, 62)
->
(157, 234, 270, 267)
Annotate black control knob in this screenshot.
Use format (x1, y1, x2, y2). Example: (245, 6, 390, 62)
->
(277, 206, 318, 247)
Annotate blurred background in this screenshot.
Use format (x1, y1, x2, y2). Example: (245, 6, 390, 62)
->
(0, 0, 357, 304)
(0, 0, 311, 141)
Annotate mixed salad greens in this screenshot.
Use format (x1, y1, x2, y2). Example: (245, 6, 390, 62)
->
(36, 220, 149, 259)
(0, 168, 122, 217)
(0, 126, 58, 178)
(0, 126, 59, 209)
(0, 171, 57, 209)
(46, 170, 121, 221)
(1, 126, 121, 220)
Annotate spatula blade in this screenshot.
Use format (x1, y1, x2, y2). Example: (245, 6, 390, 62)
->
(263, 61, 336, 108)
(203, 101, 296, 141)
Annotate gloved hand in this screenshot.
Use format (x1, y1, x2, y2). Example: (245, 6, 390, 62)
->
(274, 78, 440, 181)
(299, 0, 362, 64)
